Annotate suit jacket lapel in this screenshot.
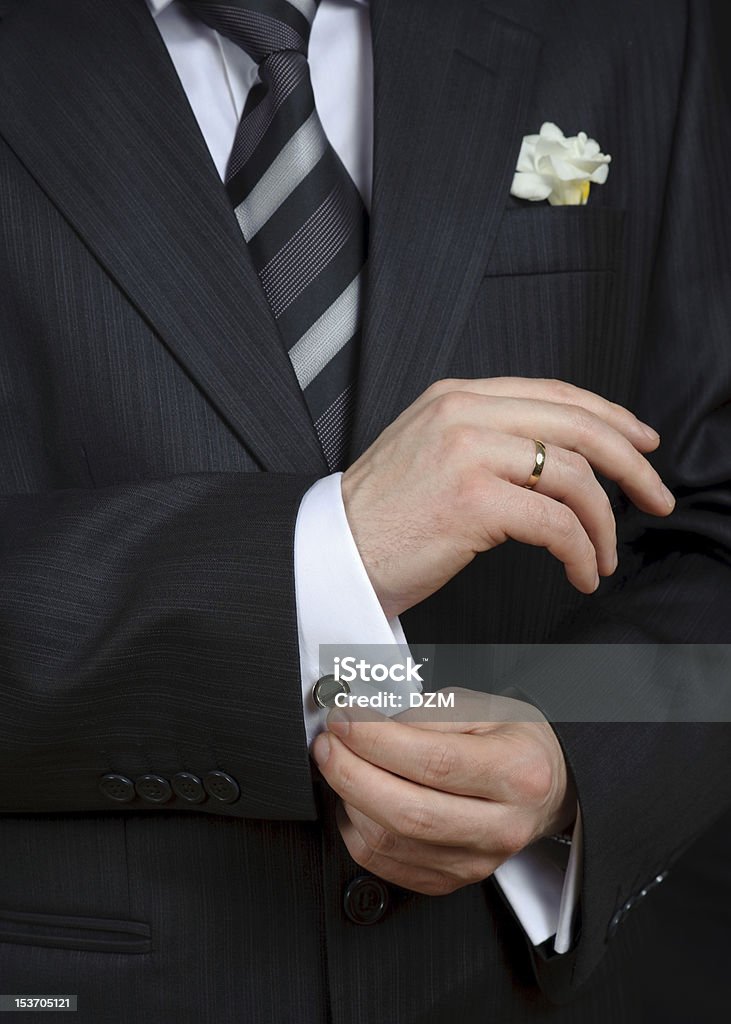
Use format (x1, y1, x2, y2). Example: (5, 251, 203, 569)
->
(0, 0, 327, 473)
(354, 0, 542, 455)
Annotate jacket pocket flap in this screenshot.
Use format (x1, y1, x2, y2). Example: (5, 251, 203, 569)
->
(0, 908, 151, 953)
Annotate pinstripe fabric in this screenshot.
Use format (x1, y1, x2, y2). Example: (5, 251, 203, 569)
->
(0, 0, 730, 1021)
(184, 0, 368, 470)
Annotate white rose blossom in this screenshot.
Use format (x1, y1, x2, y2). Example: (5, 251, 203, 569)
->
(510, 122, 611, 206)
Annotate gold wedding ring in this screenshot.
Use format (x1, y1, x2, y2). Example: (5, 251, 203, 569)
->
(525, 439, 546, 488)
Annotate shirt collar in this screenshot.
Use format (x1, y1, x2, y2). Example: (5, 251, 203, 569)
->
(147, 0, 368, 16)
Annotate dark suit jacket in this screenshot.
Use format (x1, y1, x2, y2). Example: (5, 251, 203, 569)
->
(0, 0, 729, 1021)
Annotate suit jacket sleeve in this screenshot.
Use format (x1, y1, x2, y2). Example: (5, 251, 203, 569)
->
(500, 0, 731, 999)
(0, 472, 320, 821)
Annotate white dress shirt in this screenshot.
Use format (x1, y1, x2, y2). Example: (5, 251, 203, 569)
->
(147, 0, 579, 955)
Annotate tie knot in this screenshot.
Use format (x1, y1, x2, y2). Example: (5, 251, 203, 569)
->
(183, 0, 319, 63)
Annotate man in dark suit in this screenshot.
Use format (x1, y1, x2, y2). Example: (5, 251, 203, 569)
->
(0, 0, 729, 1021)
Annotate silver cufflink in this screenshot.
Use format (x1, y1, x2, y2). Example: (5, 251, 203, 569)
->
(312, 674, 351, 709)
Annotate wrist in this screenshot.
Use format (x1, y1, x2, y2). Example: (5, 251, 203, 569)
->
(341, 469, 402, 619)
(549, 762, 578, 836)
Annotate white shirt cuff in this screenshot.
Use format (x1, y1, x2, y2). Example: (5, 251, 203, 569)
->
(294, 473, 410, 747)
(494, 809, 582, 954)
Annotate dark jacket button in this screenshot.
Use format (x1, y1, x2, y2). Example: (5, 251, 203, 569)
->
(134, 774, 172, 804)
(343, 876, 390, 925)
(99, 773, 135, 803)
(171, 772, 206, 804)
(203, 770, 240, 804)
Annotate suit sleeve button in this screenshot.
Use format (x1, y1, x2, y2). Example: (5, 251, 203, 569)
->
(134, 774, 172, 804)
(171, 772, 206, 804)
(99, 773, 135, 803)
(343, 876, 390, 925)
(203, 770, 240, 804)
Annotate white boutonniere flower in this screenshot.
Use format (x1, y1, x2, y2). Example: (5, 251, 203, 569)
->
(510, 122, 611, 206)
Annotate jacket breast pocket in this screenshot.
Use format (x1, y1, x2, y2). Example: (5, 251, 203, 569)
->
(485, 205, 626, 277)
(461, 206, 630, 394)
(0, 907, 151, 954)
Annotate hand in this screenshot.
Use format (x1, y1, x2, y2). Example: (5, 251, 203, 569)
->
(341, 377, 674, 618)
(312, 689, 575, 896)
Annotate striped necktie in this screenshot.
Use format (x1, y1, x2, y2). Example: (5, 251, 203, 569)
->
(182, 0, 368, 471)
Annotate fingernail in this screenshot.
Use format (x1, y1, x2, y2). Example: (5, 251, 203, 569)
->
(661, 484, 675, 510)
(593, 572, 600, 592)
(327, 708, 350, 737)
(312, 734, 331, 767)
(641, 423, 660, 443)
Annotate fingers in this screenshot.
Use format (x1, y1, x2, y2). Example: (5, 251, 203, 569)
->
(420, 377, 660, 452)
(529, 442, 617, 575)
(480, 476, 600, 592)
(337, 803, 469, 895)
(492, 397, 671, 515)
(476, 432, 617, 575)
(313, 731, 489, 847)
(315, 700, 567, 895)
(529, 441, 617, 573)
(395, 688, 548, 731)
(427, 392, 673, 517)
(324, 708, 520, 800)
(337, 802, 503, 890)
